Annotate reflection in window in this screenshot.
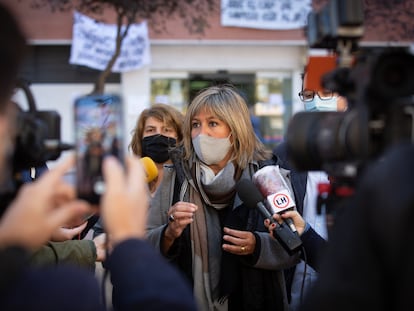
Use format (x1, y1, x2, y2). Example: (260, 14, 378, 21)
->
(151, 79, 189, 113)
(255, 76, 292, 150)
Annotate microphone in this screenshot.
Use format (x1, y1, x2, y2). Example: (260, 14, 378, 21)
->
(140, 157, 158, 183)
(236, 179, 302, 255)
(253, 166, 298, 233)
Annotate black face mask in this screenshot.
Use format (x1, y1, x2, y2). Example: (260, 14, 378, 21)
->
(141, 134, 177, 164)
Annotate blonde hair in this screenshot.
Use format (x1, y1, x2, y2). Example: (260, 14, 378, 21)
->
(182, 85, 270, 169)
(129, 103, 184, 155)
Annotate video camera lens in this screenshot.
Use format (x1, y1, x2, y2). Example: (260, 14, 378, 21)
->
(286, 110, 366, 171)
(369, 50, 414, 102)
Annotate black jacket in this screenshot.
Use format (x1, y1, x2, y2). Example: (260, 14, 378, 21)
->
(301, 143, 414, 311)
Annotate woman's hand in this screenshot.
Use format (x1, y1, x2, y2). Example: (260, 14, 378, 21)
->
(264, 210, 307, 237)
(222, 227, 256, 256)
(161, 201, 197, 254)
(165, 201, 198, 240)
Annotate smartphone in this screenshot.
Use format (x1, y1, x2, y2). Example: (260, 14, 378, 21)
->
(74, 94, 124, 204)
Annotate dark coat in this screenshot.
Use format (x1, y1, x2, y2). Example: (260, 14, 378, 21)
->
(301, 143, 414, 311)
(0, 239, 197, 311)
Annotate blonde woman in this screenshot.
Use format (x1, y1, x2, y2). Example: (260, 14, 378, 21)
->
(146, 85, 299, 311)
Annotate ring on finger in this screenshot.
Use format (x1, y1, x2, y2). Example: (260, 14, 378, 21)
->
(240, 246, 246, 252)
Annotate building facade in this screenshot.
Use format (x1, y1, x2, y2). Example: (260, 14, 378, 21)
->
(3, 0, 414, 155)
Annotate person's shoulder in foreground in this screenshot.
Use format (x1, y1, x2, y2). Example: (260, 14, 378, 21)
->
(300, 143, 414, 311)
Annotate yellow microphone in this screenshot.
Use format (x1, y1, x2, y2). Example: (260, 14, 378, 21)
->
(140, 157, 158, 183)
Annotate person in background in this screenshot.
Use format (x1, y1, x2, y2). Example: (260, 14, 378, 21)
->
(273, 55, 347, 311)
(0, 4, 197, 310)
(93, 103, 183, 236)
(146, 84, 299, 311)
(129, 103, 184, 195)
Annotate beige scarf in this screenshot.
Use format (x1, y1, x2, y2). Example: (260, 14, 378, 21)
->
(189, 161, 236, 311)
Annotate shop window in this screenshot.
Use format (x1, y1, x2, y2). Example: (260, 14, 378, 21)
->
(151, 78, 189, 113)
(254, 76, 292, 150)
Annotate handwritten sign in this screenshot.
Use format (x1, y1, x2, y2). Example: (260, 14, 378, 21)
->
(221, 0, 311, 30)
(70, 11, 151, 72)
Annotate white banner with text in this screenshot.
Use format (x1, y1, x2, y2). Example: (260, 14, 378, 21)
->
(221, 0, 311, 30)
(70, 11, 151, 72)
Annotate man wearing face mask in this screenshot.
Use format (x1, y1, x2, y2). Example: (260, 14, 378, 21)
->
(298, 55, 347, 113)
(298, 88, 347, 112)
(273, 55, 347, 311)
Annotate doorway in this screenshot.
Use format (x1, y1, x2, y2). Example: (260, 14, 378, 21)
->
(188, 72, 256, 105)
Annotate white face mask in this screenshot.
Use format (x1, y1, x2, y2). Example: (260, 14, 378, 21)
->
(192, 134, 232, 165)
(304, 97, 338, 111)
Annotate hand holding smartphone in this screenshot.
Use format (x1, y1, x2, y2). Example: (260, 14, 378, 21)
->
(74, 94, 124, 204)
